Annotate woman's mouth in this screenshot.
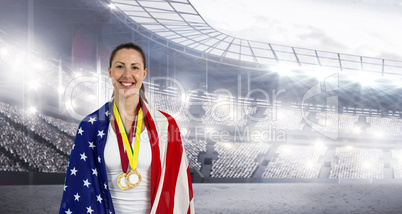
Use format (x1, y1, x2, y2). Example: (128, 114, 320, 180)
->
(120, 81, 134, 89)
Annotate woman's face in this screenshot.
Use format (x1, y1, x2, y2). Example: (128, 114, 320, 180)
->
(108, 48, 147, 98)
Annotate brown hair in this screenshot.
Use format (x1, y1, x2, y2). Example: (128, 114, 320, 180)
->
(109, 42, 148, 102)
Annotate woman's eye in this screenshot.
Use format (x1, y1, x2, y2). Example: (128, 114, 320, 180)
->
(133, 66, 139, 70)
(116, 65, 123, 69)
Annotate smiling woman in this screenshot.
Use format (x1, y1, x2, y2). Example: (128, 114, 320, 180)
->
(108, 43, 148, 102)
(59, 42, 195, 214)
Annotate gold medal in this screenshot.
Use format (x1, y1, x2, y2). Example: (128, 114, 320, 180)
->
(113, 101, 144, 190)
(126, 169, 142, 188)
(117, 172, 130, 190)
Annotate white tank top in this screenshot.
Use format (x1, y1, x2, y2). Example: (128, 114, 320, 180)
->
(104, 124, 152, 214)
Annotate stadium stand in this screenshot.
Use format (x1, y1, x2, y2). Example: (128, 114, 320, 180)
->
(183, 139, 207, 171)
(262, 144, 326, 179)
(366, 116, 402, 137)
(255, 108, 305, 131)
(391, 149, 402, 179)
(210, 142, 270, 178)
(39, 114, 78, 137)
(310, 112, 358, 134)
(329, 147, 383, 179)
(202, 101, 255, 127)
(0, 115, 68, 173)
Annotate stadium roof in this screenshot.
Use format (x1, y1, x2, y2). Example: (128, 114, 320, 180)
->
(107, 0, 402, 77)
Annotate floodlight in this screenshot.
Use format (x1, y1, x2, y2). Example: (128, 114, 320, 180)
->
(74, 72, 82, 78)
(362, 162, 371, 170)
(0, 47, 9, 56)
(352, 71, 377, 86)
(224, 143, 232, 148)
(108, 3, 117, 9)
(353, 127, 361, 134)
(34, 61, 44, 70)
(28, 106, 37, 115)
(346, 145, 354, 150)
(314, 141, 325, 150)
(306, 161, 314, 169)
(29, 81, 41, 91)
(271, 63, 297, 76)
(374, 131, 384, 137)
(57, 87, 64, 94)
(87, 94, 96, 101)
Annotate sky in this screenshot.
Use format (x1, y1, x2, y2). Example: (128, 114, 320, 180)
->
(190, 0, 402, 60)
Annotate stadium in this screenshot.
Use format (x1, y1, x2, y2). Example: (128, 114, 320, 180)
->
(1, 0, 402, 213)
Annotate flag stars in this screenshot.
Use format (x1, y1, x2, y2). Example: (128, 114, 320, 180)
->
(92, 168, 98, 177)
(98, 156, 101, 163)
(63, 185, 68, 191)
(88, 117, 97, 125)
(104, 183, 108, 190)
(78, 127, 84, 135)
(70, 167, 78, 176)
(74, 193, 80, 201)
(96, 194, 103, 203)
(105, 111, 110, 117)
(88, 141, 96, 150)
(83, 179, 91, 188)
(65, 208, 72, 214)
(86, 206, 94, 214)
(80, 153, 87, 161)
(97, 130, 105, 138)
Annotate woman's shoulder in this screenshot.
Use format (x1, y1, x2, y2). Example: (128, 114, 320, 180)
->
(77, 101, 111, 128)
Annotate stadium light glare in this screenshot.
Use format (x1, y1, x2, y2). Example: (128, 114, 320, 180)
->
(271, 63, 297, 76)
(319, 119, 327, 126)
(57, 87, 64, 94)
(353, 127, 361, 134)
(306, 161, 314, 169)
(34, 61, 44, 70)
(12, 57, 22, 65)
(346, 145, 354, 150)
(27, 106, 37, 115)
(0, 47, 9, 56)
(180, 94, 188, 104)
(363, 161, 371, 170)
(74, 72, 82, 78)
(72, 100, 78, 108)
(374, 131, 384, 137)
(87, 94, 96, 101)
(108, 3, 117, 10)
(308, 67, 337, 81)
(29, 81, 41, 91)
(352, 71, 377, 86)
(276, 110, 284, 120)
(224, 143, 232, 148)
(314, 141, 325, 150)
(282, 146, 291, 155)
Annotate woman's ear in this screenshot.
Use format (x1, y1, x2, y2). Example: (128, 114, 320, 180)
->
(143, 68, 148, 80)
(108, 67, 112, 77)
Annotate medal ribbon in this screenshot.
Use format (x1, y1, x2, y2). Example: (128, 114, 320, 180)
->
(112, 101, 143, 173)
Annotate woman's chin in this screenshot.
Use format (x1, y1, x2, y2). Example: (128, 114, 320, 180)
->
(117, 88, 140, 98)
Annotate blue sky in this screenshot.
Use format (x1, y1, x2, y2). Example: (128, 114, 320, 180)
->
(190, 0, 402, 60)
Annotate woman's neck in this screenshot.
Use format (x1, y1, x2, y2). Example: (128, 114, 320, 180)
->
(114, 93, 140, 122)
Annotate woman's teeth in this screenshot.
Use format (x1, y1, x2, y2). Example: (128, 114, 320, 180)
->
(121, 82, 133, 86)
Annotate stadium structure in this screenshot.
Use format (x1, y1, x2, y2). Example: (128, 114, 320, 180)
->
(1, 0, 402, 186)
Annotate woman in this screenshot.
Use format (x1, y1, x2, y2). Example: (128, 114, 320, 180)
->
(59, 43, 194, 214)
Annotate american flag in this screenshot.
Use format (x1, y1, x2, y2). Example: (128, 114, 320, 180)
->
(59, 100, 194, 214)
